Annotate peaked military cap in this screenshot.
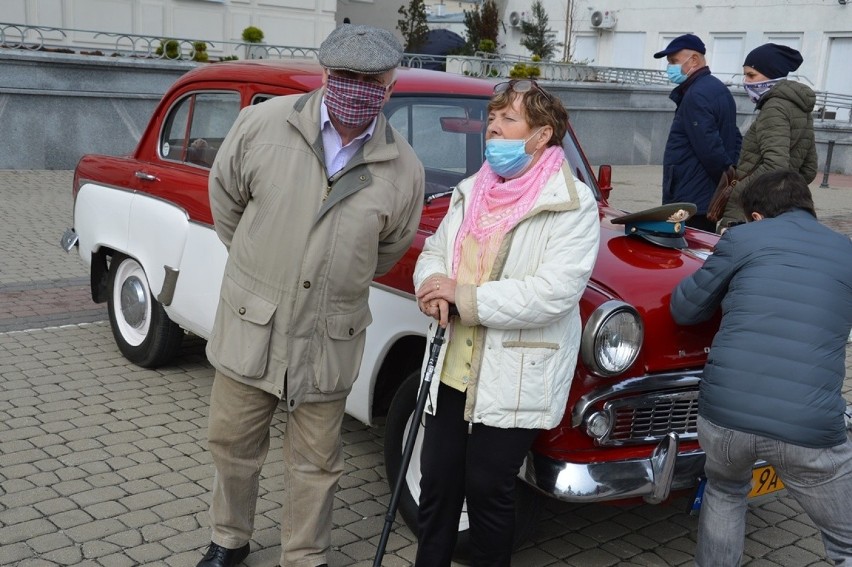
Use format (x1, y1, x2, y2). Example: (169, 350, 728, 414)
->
(612, 203, 696, 249)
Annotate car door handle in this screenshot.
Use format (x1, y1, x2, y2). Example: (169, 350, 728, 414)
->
(135, 171, 158, 181)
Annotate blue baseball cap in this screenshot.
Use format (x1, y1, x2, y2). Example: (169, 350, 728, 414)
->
(654, 34, 706, 59)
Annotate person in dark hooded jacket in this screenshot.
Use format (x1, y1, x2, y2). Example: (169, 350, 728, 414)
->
(717, 43, 818, 231)
(655, 34, 742, 233)
(671, 170, 852, 567)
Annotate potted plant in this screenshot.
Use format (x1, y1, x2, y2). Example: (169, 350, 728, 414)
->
(242, 26, 266, 60)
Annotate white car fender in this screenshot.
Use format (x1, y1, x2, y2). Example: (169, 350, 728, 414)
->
(74, 183, 133, 267)
(126, 194, 189, 298)
(347, 283, 429, 425)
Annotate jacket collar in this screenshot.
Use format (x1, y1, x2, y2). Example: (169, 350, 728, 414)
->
(670, 66, 711, 105)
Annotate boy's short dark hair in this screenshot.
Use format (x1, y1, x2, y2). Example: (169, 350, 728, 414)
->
(740, 170, 816, 220)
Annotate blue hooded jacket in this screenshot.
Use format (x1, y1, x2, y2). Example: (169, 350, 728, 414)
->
(663, 67, 742, 214)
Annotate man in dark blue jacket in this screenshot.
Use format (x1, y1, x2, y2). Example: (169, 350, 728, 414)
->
(655, 34, 741, 232)
(670, 170, 852, 566)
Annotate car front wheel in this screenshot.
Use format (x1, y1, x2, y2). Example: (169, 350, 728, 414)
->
(384, 371, 542, 563)
(107, 253, 183, 368)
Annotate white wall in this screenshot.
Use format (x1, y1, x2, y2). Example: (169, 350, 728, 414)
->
(3, 0, 338, 56)
(498, 0, 852, 94)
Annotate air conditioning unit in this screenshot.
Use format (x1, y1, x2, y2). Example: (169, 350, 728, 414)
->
(508, 11, 525, 28)
(590, 9, 617, 30)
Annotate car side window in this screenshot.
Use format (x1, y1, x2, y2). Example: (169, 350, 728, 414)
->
(160, 91, 241, 168)
(384, 97, 487, 197)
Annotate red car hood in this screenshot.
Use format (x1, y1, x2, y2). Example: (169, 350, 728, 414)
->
(594, 203, 719, 373)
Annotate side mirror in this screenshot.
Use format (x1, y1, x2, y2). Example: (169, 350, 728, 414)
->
(440, 117, 485, 134)
(597, 164, 613, 201)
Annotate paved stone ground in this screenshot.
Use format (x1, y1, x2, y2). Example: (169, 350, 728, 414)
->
(1, 170, 850, 567)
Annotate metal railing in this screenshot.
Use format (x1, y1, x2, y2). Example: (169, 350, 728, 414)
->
(0, 21, 318, 61)
(2, 21, 850, 121)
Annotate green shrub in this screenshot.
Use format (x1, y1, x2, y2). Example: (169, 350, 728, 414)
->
(478, 39, 496, 54)
(192, 41, 209, 63)
(155, 39, 181, 60)
(242, 26, 264, 43)
(509, 62, 541, 79)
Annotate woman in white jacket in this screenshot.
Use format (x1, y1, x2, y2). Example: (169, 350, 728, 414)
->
(412, 79, 600, 567)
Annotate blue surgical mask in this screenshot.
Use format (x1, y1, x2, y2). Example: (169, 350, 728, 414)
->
(484, 128, 543, 178)
(666, 63, 688, 85)
(743, 78, 782, 104)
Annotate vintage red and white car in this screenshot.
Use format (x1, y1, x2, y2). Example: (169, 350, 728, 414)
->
(62, 59, 757, 550)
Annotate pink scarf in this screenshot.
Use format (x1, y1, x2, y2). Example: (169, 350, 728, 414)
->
(451, 145, 566, 278)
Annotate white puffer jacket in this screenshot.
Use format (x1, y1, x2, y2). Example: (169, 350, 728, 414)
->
(413, 162, 600, 430)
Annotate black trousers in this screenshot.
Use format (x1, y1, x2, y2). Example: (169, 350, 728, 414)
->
(414, 382, 541, 567)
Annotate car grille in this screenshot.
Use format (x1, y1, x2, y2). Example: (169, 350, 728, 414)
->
(601, 390, 699, 446)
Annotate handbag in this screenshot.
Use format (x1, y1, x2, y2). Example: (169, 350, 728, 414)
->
(706, 165, 754, 223)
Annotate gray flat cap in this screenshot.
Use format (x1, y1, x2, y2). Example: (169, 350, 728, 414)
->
(318, 24, 403, 74)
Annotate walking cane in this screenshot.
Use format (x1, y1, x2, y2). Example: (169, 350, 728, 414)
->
(373, 318, 449, 566)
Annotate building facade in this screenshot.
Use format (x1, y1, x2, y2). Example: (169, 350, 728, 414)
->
(5, 0, 850, 112)
(4, 0, 338, 56)
(497, 0, 850, 98)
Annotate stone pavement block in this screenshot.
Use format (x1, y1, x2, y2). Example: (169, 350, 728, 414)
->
(563, 547, 621, 567)
(81, 539, 123, 559)
(0, 503, 41, 525)
(87, 500, 130, 520)
(0, 517, 57, 544)
(64, 518, 127, 542)
(1, 484, 57, 508)
(127, 543, 171, 563)
(40, 545, 84, 565)
(29, 531, 75, 553)
(2, 541, 35, 564)
(579, 519, 633, 543)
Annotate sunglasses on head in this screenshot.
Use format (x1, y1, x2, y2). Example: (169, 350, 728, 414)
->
(493, 80, 553, 103)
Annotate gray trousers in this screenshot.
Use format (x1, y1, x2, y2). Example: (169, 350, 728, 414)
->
(695, 416, 852, 567)
(207, 370, 346, 567)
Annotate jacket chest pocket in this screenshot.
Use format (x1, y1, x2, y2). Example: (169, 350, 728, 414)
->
(209, 275, 277, 379)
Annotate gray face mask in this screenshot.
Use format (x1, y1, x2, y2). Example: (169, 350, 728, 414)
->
(743, 78, 783, 103)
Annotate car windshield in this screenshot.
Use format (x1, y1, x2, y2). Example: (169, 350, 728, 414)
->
(383, 95, 600, 201)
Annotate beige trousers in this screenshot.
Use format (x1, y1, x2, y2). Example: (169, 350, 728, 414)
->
(207, 370, 346, 567)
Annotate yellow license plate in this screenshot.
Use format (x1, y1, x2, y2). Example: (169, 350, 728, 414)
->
(749, 464, 784, 498)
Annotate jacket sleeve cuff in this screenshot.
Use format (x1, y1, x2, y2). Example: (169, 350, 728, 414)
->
(455, 284, 479, 326)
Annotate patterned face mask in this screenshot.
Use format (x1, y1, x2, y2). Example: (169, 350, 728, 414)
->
(324, 74, 387, 129)
(743, 78, 782, 104)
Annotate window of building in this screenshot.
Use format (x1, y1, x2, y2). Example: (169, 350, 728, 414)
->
(709, 35, 745, 84)
(612, 32, 646, 68)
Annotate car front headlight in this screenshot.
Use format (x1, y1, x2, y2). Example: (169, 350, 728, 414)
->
(581, 300, 643, 377)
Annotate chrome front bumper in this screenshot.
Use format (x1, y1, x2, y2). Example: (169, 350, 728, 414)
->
(524, 432, 705, 505)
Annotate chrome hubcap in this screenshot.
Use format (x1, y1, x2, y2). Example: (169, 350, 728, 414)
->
(120, 276, 148, 328)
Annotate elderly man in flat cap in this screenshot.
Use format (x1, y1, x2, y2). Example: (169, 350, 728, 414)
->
(654, 34, 741, 233)
(198, 25, 425, 567)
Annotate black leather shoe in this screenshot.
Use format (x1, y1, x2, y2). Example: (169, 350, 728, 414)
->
(196, 542, 250, 567)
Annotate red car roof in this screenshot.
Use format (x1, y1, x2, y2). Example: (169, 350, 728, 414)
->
(173, 59, 496, 97)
